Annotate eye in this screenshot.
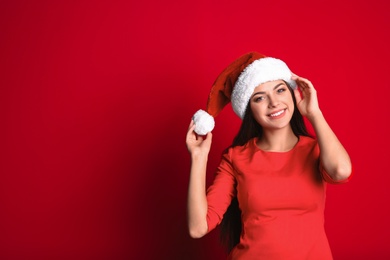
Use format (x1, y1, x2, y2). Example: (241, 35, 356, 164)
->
(277, 87, 287, 93)
(253, 96, 265, 102)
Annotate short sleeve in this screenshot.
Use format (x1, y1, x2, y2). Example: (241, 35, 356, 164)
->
(206, 149, 237, 232)
(319, 160, 353, 184)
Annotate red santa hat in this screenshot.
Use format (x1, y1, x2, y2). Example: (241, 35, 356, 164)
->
(193, 52, 297, 135)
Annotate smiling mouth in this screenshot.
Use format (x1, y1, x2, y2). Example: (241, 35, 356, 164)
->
(269, 109, 286, 117)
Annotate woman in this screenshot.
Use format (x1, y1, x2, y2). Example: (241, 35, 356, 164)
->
(186, 52, 352, 259)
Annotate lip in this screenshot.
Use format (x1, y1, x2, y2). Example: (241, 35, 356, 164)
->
(268, 109, 286, 118)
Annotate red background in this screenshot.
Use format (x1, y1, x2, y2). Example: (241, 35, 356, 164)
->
(1, 0, 389, 259)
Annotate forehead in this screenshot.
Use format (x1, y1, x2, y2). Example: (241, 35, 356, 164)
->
(253, 80, 286, 92)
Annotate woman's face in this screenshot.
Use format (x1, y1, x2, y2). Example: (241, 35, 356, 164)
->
(249, 80, 294, 131)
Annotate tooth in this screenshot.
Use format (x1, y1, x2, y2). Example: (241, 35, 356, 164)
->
(271, 110, 284, 117)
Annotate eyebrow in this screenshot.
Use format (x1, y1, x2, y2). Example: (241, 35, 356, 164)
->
(251, 82, 286, 97)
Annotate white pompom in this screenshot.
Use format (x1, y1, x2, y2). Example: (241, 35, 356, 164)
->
(192, 109, 215, 135)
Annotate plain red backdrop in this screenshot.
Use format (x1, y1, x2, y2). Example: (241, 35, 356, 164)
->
(1, 0, 389, 259)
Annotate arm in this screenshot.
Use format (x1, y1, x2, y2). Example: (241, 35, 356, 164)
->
(186, 120, 212, 238)
(292, 74, 352, 181)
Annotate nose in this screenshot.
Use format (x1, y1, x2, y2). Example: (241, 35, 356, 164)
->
(267, 94, 280, 108)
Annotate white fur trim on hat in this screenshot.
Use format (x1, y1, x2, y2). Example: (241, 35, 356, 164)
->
(231, 57, 297, 119)
(192, 109, 215, 135)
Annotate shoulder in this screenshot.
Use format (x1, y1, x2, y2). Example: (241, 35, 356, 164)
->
(295, 135, 320, 154)
(297, 135, 317, 147)
(222, 138, 258, 164)
(225, 138, 257, 154)
(298, 135, 316, 143)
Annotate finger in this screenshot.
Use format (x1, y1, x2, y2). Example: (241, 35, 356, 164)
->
(203, 131, 213, 145)
(296, 77, 313, 89)
(292, 75, 306, 88)
(296, 79, 310, 94)
(298, 82, 308, 91)
(188, 119, 194, 129)
(186, 123, 197, 140)
(188, 121, 195, 132)
(291, 72, 299, 80)
(187, 121, 198, 137)
(297, 81, 311, 93)
(293, 88, 302, 103)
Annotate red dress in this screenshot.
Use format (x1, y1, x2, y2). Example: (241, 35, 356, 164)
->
(206, 136, 350, 260)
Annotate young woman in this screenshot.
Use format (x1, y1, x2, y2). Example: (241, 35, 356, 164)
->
(186, 52, 352, 259)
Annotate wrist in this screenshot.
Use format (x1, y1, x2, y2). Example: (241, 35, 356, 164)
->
(306, 110, 324, 123)
(191, 152, 209, 162)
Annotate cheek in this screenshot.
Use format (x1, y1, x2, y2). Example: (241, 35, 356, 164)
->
(290, 99, 295, 112)
(286, 97, 295, 117)
(284, 95, 295, 109)
(250, 103, 267, 123)
(289, 99, 295, 111)
(250, 103, 265, 116)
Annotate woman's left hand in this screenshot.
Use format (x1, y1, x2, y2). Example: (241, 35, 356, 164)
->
(292, 73, 321, 120)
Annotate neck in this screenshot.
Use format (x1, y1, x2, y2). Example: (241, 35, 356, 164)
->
(257, 127, 298, 152)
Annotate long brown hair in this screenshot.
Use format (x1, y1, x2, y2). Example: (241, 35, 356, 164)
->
(220, 84, 310, 252)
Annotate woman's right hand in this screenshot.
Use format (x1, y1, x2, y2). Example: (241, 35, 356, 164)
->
(186, 120, 212, 157)
(186, 120, 210, 238)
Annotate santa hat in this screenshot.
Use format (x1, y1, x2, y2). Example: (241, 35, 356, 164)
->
(192, 52, 297, 135)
